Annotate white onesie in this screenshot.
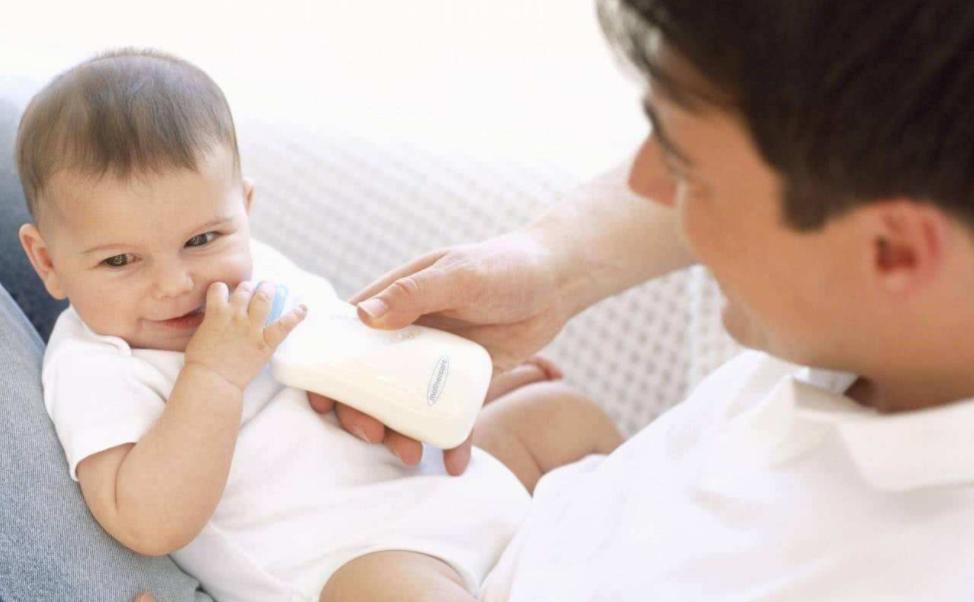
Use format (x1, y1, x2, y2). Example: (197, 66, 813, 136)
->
(43, 239, 530, 601)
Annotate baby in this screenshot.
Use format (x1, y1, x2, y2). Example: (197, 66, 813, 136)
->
(15, 49, 622, 601)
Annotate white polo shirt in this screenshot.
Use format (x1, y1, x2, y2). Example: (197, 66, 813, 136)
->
(481, 350, 974, 601)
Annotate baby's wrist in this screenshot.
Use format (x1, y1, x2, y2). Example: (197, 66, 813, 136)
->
(183, 359, 248, 395)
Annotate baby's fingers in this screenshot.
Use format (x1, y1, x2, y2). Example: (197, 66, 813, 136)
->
(206, 281, 230, 310)
(262, 304, 308, 348)
(228, 280, 256, 313)
(247, 281, 276, 324)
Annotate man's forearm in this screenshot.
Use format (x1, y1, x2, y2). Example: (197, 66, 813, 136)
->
(112, 363, 243, 554)
(527, 159, 694, 318)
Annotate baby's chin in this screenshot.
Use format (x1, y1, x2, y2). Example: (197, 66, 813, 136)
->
(147, 338, 193, 352)
(126, 328, 196, 352)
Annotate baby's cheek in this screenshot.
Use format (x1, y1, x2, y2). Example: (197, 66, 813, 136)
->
(218, 249, 254, 290)
(73, 295, 132, 338)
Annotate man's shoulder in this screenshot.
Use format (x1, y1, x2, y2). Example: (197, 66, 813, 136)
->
(695, 349, 800, 398)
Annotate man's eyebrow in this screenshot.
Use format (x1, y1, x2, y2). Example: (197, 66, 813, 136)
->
(641, 98, 694, 168)
(82, 216, 234, 255)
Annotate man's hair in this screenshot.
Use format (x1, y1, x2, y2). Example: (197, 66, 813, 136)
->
(599, 0, 974, 230)
(16, 48, 240, 219)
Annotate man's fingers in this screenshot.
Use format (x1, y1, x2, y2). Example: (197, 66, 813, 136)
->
(348, 251, 445, 306)
(134, 594, 156, 602)
(485, 363, 549, 402)
(315, 395, 427, 469)
(335, 402, 386, 443)
(354, 262, 476, 330)
(307, 391, 336, 414)
(355, 271, 452, 330)
(526, 355, 564, 380)
(383, 430, 424, 466)
(443, 438, 473, 476)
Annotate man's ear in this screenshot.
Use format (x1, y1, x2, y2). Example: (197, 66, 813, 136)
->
(18, 223, 66, 299)
(859, 200, 949, 296)
(242, 177, 255, 214)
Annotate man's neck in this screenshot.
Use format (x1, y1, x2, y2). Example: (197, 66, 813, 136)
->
(846, 372, 974, 414)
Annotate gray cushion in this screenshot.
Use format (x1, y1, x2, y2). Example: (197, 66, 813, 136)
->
(0, 284, 210, 601)
(0, 99, 210, 602)
(0, 98, 66, 342)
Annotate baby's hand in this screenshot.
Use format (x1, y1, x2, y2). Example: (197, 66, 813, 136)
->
(185, 281, 307, 391)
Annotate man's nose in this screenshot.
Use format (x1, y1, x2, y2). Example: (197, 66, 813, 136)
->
(151, 259, 194, 299)
(628, 135, 677, 208)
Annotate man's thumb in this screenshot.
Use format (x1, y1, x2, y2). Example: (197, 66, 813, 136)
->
(356, 272, 451, 329)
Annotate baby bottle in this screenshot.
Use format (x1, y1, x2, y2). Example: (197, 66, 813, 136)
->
(266, 280, 493, 449)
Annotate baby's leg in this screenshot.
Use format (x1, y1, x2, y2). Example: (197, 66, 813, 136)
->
(321, 550, 473, 602)
(473, 380, 623, 493)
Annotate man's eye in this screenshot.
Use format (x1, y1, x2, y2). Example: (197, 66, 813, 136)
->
(102, 254, 132, 268)
(661, 156, 688, 181)
(186, 232, 218, 247)
(660, 153, 698, 185)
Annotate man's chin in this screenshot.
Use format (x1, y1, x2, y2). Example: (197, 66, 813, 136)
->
(720, 302, 764, 351)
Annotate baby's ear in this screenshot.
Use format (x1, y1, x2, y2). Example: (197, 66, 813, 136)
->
(242, 177, 255, 214)
(18, 223, 66, 300)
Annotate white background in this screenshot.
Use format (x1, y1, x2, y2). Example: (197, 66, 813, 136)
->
(0, 0, 647, 180)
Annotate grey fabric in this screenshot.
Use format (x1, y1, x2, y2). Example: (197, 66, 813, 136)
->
(0, 284, 210, 601)
(0, 98, 66, 342)
(0, 99, 210, 601)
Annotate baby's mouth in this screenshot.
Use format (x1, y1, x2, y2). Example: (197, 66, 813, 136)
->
(171, 306, 204, 320)
(156, 305, 205, 328)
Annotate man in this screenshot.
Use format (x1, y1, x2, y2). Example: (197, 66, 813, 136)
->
(345, 0, 974, 598)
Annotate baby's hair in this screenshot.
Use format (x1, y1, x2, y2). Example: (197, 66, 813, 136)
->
(16, 48, 240, 219)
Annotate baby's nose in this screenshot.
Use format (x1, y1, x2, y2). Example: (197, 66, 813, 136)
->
(152, 261, 194, 299)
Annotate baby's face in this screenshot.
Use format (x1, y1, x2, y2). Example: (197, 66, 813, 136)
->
(37, 146, 253, 351)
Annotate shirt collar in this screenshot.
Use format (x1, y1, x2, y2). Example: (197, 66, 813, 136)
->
(793, 366, 974, 491)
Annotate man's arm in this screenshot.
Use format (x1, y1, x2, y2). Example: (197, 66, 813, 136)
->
(528, 160, 693, 319)
(350, 154, 693, 363)
(314, 151, 693, 475)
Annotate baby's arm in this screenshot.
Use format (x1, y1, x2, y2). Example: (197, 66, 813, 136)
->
(75, 281, 305, 556)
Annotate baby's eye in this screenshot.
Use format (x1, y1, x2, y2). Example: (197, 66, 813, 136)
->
(102, 254, 133, 268)
(186, 231, 218, 247)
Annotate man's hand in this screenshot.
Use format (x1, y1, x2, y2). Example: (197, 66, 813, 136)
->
(308, 356, 563, 476)
(350, 230, 575, 372)
(306, 231, 575, 475)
